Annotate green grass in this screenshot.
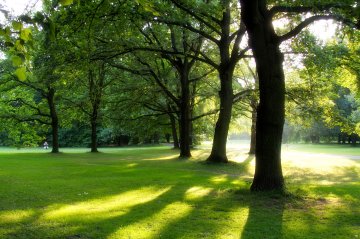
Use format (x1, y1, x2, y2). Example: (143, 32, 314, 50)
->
(0, 145, 359, 239)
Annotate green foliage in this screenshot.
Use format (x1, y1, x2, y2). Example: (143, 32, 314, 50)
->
(1, 0, 359, 152)
(286, 29, 360, 135)
(14, 66, 27, 80)
(59, 0, 74, 6)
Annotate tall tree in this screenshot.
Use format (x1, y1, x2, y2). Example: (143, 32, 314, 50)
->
(155, 0, 249, 162)
(240, 0, 359, 190)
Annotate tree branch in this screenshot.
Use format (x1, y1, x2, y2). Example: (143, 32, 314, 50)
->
(270, 3, 353, 17)
(191, 108, 220, 121)
(154, 18, 220, 45)
(170, 0, 221, 34)
(278, 15, 334, 42)
(233, 89, 253, 103)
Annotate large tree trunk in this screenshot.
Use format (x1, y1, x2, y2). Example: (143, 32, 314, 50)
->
(47, 88, 59, 153)
(241, 0, 285, 191)
(179, 67, 191, 158)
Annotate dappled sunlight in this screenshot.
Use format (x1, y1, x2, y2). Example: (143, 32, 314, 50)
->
(231, 154, 253, 163)
(210, 207, 249, 239)
(41, 186, 171, 221)
(0, 209, 35, 224)
(125, 163, 138, 168)
(107, 202, 192, 239)
(282, 197, 358, 239)
(184, 186, 212, 201)
(209, 175, 229, 184)
(190, 150, 209, 160)
(143, 154, 179, 161)
(230, 179, 249, 187)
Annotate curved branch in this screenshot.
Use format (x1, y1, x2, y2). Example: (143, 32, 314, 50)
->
(154, 18, 219, 45)
(278, 15, 334, 42)
(270, 3, 352, 17)
(170, 0, 221, 34)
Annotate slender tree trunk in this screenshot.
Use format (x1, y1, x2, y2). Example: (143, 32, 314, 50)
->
(169, 113, 179, 149)
(241, 0, 285, 191)
(165, 133, 171, 143)
(189, 118, 194, 147)
(249, 104, 257, 154)
(189, 81, 197, 147)
(179, 68, 191, 158)
(90, 116, 98, 152)
(88, 63, 105, 153)
(207, 70, 233, 163)
(207, 8, 235, 163)
(90, 97, 100, 153)
(47, 88, 59, 153)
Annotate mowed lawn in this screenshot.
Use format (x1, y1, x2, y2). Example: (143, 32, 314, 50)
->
(0, 145, 359, 239)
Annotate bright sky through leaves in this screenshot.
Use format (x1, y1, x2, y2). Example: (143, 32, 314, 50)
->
(0, 0, 42, 23)
(1, 0, 335, 41)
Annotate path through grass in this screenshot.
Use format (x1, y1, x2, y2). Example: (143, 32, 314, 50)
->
(0, 145, 359, 238)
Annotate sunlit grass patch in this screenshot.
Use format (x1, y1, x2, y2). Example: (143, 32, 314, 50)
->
(42, 187, 171, 221)
(0, 209, 35, 224)
(184, 186, 212, 200)
(108, 202, 192, 239)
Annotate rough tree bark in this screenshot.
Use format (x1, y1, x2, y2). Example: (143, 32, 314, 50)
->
(240, 0, 285, 191)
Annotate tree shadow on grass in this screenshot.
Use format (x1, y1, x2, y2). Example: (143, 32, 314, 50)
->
(241, 192, 285, 239)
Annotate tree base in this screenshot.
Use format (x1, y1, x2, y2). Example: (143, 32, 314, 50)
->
(250, 177, 285, 192)
(179, 153, 191, 159)
(206, 154, 228, 163)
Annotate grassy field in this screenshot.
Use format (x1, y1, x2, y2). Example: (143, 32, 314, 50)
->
(0, 144, 359, 239)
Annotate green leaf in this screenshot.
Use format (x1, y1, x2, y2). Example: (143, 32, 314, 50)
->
(20, 28, 32, 42)
(59, 0, 73, 6)
(15, 67, 27, 81)
(12, 21, 23, 31)
(12, 55, 23, 67)
(5, 26, 11, 35)
(15, 40, 25, 51)
(0, 28, 5, 36)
